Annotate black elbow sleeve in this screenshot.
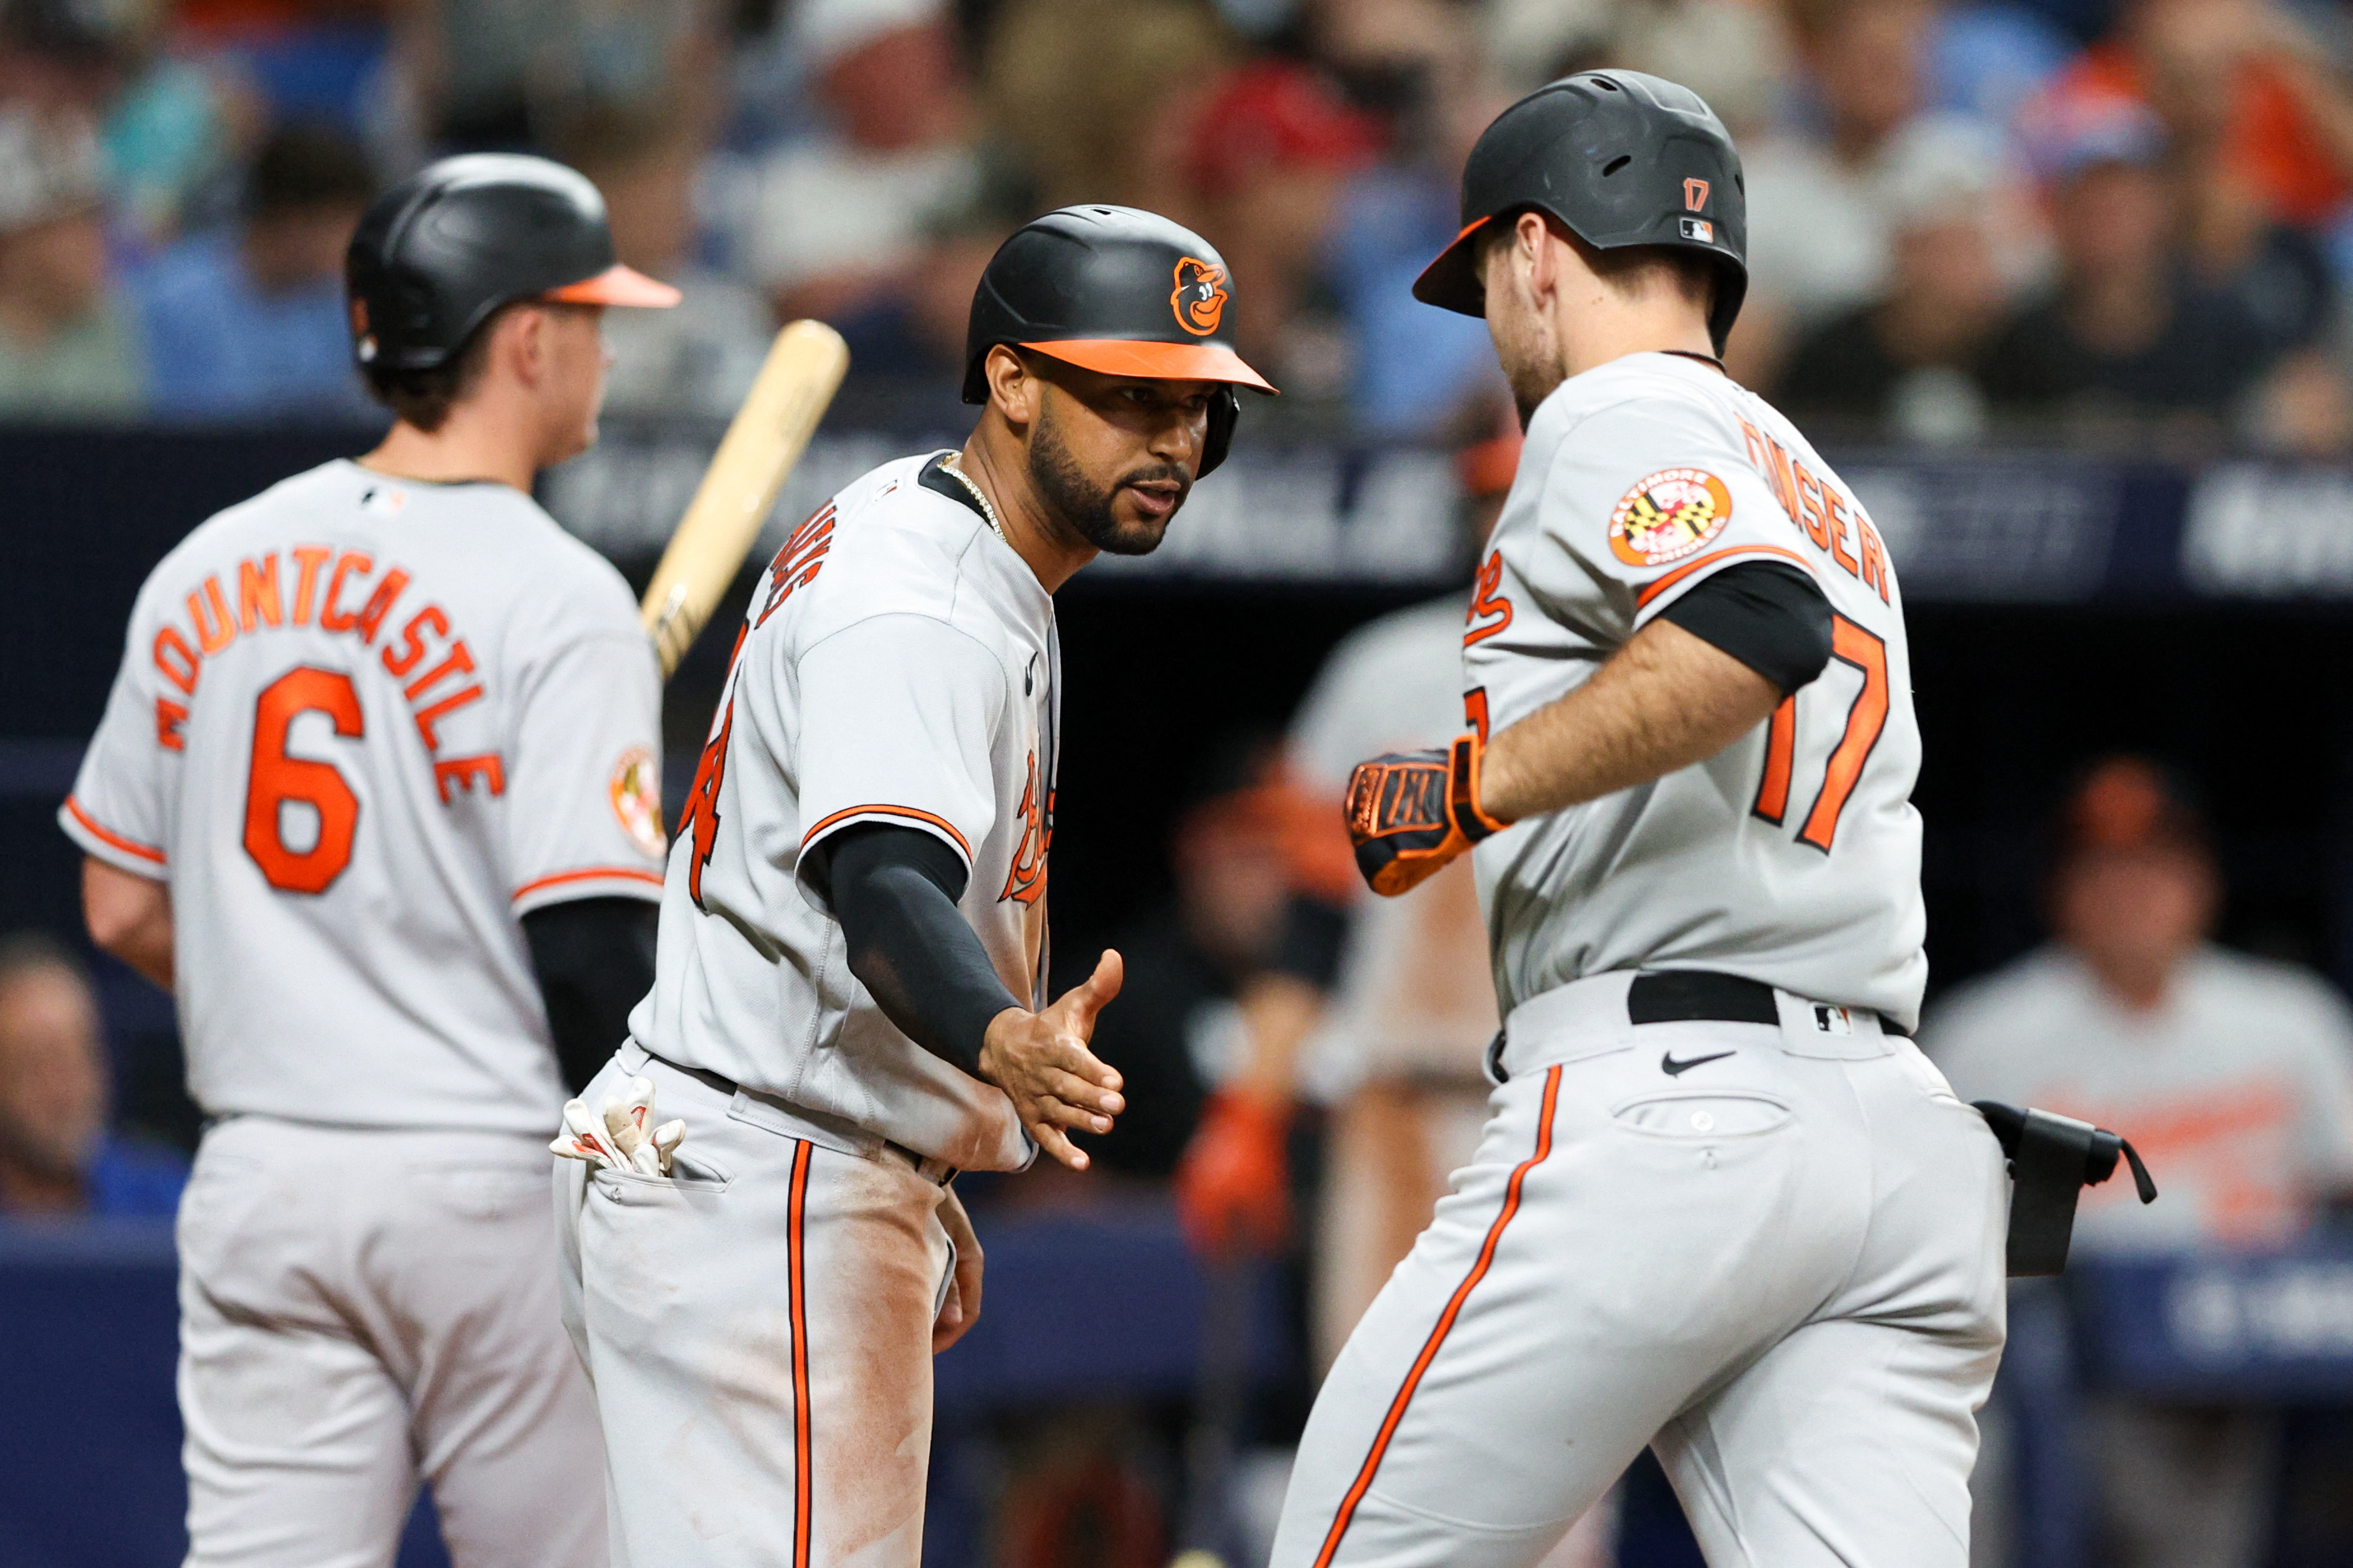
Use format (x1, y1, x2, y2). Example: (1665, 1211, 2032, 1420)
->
(824, 825, 1019, 1076)
(522, 897, 659, 1093)
(1655, 561, 1836, 694)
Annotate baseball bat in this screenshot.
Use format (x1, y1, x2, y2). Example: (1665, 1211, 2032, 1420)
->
(639, 319, 850, 678)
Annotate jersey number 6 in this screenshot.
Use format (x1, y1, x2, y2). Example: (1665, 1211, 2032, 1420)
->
(1751, 614, 1888, 853)
(245, 666, 363, 895)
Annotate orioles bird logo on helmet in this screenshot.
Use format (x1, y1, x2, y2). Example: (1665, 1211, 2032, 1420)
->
(1170, 257, 1228, 336)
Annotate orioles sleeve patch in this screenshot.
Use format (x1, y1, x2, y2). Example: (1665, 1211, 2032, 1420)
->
(610, 746, 667, 858)
(1609, 467, 1732, 568)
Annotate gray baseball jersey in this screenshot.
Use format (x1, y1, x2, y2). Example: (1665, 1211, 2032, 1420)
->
(628, 452, 1049, 1173)
(63, 459, 666, 1132)
(1467, 351, 1926, 1028)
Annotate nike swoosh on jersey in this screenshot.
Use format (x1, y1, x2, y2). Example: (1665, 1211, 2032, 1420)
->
(1660, 1050, 1736, 1076)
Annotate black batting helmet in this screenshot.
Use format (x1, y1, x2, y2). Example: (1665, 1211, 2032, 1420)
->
(1414, 71, 1748, 353)
(964, 205, 1276, 478)
(346, 153, 678, 374)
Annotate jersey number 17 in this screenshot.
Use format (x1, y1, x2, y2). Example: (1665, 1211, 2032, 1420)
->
(1749, 614, 1888, 853)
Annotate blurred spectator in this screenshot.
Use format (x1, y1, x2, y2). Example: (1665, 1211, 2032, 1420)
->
(2180, 143, 2336, 358)
(1185, 55, 1380, 400)
(0, 110, 142, 419)
(728, 0, 978, 326)
(1737, 0, 2042, 383)
(980, 0, 1232, 216)
(1487, 0, 1792, 129)
(130, 121, 377, 422)
(1926, 758, 2353, 1568)
(0, 0, 249, 244)
(397, 0, 719, 152)
(1073, 741, 1303, 1182)
(824, 189, 1023, 387)
(1311, 0, 1508, 432)
(1774, 127, 2016, 441)
(1325, 161, 1498, 432)
(1981, 103, 2278, 441)
(2034, 0, 2353, 237)
(0, 934, 186, 1218)
(563, 108, 770, 420)
(1928, 0, 2074, 128)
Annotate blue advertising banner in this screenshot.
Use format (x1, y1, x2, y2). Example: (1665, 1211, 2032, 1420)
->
(542, 428, 2353, 603)
(2074, 1245, 2353, 1401)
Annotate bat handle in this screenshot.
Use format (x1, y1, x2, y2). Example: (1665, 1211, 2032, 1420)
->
(649, 583, 697, 674)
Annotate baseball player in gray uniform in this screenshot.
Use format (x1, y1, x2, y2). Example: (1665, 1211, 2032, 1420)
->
(554, 206, 1276, 1568)
(1269, 75, 2009, 1567)
(66, 156, 681, 1566)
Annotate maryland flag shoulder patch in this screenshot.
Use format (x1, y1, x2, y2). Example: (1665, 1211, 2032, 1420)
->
(1608, 467, 1732, 568)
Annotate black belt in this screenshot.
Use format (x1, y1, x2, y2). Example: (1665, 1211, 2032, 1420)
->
(1623, 971, 1910, 1036)
(637, 1048, 958, 1185)
(1626, 971, 1780, 1027)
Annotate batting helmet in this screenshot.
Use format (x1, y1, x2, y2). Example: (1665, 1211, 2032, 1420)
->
(1413, 71, 1748, 353)
(963, 205, 1277, 478)
(346, 153, 678, 374)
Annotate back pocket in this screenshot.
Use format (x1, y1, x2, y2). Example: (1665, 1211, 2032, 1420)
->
(1611, 1090, 1793, 1139)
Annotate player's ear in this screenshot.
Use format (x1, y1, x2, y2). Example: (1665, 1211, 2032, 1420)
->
(1519, 211, 1554, 308)
(984, 344, 1040, 429)
(508, 305, 549, 388)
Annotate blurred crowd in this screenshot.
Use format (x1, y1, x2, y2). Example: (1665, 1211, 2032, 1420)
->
(0, 0, 2346, 450)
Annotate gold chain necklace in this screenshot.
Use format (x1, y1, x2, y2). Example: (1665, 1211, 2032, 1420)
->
(939, 452, 1009, 543)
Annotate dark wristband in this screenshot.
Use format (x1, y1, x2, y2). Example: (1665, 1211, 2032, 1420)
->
(1655, 561, 1834, 694)
(822, 824, 1020, 1077)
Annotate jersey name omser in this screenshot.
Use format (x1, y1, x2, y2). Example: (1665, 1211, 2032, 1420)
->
(1737, 420, 1892, 604)
(149, 546, 504, 803)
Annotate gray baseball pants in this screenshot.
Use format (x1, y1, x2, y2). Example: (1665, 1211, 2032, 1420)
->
(556, 1044, 955, 1568)
(1271, 972, 2009, 1568)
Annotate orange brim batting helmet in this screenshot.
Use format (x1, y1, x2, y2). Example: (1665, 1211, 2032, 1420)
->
(964, 205, 1277, 476)
(347, 153, 677, 373)
(545, 263, 682, 308)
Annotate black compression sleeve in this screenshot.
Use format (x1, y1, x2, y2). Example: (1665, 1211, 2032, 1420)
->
(822, 824, 1021, 1077)
(521, 897, 660, 1093)
(1655, 561, 1835, 694)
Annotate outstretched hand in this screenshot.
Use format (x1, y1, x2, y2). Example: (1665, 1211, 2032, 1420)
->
(977, 949, 1126, 1169)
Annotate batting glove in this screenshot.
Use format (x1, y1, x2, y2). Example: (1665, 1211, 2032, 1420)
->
(1345, 733, 1505, 897)
(1175, 1090, 1291, 1257)
(552, 1076, 686, 1176)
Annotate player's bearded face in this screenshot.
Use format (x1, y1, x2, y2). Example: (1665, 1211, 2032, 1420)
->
(1027, 386, 1194, 557)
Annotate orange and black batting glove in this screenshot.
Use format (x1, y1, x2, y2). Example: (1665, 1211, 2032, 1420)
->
(1345, 733, 1507, 897)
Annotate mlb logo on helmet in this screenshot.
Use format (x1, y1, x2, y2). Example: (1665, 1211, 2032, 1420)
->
(1680, 218, 1714, 242)
(350, 298, 377, 363)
